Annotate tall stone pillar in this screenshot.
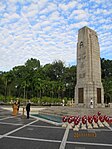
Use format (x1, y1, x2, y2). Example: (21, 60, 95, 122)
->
(75, 26, 104, 108)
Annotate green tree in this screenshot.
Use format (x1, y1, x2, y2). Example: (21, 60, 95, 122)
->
(101, 58, 112, 103)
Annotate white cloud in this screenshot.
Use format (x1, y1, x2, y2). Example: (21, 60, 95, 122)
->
(23, 3, 38, 15)
(47, 2, 57, 12)
(70, 9, 89, 21)
(33, 23, 41, 30)
(67, 1, 77, 9)
(89, 0, 105, 3)
(0, 2, 5, 11)
(69, 21, 88, 29)
(5, 2, 17, 13)
(59, 1, 78, 11)
(49, 11, 60, 21)
(8, 0, 18, 3)
(25, 9, 38, 18)
(0, 0, 112, 71)
(59, 3, 68, 11)
(37, 0, 48, 11)
(4, 13, 20, 20)
(43, 26, 51, 32)
(102, 24, 112, 30)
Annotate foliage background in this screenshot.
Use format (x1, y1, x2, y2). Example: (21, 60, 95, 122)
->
(0, 58, 112, 104)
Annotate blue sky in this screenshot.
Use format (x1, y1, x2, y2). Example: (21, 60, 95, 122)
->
(0, 0, 112, 71)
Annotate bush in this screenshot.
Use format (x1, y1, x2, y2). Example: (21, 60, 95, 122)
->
(0, 95, 4, 101)
(30, 96, 67, 106)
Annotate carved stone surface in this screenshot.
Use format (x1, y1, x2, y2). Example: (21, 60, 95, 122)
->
(75, 26, 104, 108)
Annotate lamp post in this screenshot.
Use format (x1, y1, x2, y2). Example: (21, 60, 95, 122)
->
(15, 85, 17, 97)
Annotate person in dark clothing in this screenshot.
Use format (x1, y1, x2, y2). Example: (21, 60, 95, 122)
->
(26, 100, 31, 119)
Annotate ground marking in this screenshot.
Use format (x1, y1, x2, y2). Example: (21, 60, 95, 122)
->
(31, 125, 64, 129)
(67, 141, 112, 147)
(0, 119, 38, 139)
(0, 121, 23, 126)
(0, 116, 14, 121)
(107, 125, 112, 131)
(59, 125, 69, 149)
(6, 135, 61, 143)
(31, 115, 62, 126)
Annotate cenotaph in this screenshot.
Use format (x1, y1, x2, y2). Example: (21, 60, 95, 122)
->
(75, 26, 104, 108)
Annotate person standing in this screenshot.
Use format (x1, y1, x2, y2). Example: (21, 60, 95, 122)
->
(12, 101, 18, 116)
(16, 99, 20, 113)
(26, 100, 31, 119)
(90, 98, 93, 108)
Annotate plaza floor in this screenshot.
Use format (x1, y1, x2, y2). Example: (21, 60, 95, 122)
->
(0, 106, 112, 149)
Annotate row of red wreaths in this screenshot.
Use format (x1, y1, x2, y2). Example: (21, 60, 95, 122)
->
(62, 111, 112, 125)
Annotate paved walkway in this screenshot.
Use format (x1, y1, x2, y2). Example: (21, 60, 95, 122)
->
(1, 105, 46, 115)
(39, 106, 112, 116)
(0, 106, 112, 149)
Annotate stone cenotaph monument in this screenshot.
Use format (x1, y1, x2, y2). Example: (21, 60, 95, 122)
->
(75, 26, 104, 108)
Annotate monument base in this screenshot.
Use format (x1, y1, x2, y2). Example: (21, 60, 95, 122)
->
(109, 103, 112, 108)
(75, 82, 104, 108)
(39, 106, 112, 117)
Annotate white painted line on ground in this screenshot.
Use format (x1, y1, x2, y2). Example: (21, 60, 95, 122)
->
(6, 135, 61, 143)
(0, 116, 14, 121)
(0, 121, 23, 126)
(67, 141, 112, 147)
(31, 115, 62, 126)
(31, 125, 64, 129)
(59, 125, 69, 149)
(107, 125, 112, 131)
(0, 119, 38, 139)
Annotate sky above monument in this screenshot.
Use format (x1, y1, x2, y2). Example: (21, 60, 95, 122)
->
(0, 0, 112, 71)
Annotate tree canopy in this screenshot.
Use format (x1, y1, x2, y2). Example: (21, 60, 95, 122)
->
(0, 58, 112, 104)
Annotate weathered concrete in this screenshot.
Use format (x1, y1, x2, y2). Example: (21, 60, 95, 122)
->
(75, 26, 104, 108)
(39, 106, 112, 117)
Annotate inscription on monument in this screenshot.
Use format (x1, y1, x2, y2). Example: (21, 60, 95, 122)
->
(80, 62, 84, 68)
(80, 41, 83, 48)
(79, 73, 85, 79)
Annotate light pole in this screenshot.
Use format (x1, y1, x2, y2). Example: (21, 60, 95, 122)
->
(15, 85, 18, 99)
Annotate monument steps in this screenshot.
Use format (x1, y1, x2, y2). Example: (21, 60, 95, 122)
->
(39, 106, 112, 117)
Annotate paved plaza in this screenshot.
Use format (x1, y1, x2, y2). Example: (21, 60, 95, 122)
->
(0, 106, 112, 149)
